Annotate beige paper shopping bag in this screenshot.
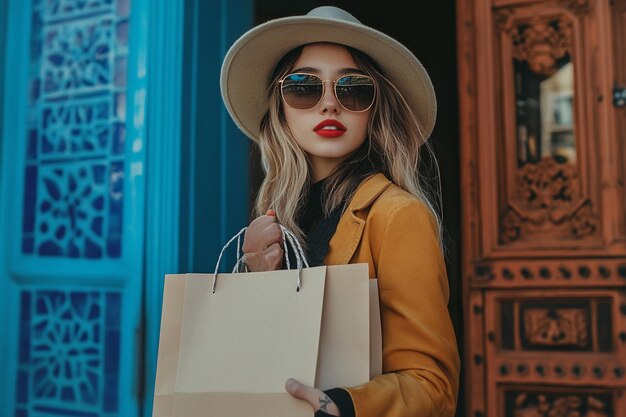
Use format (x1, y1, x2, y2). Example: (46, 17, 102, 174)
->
(315, 264, 381, 390)
(154, 267, 327, 417)
(153, 265, 378, 417)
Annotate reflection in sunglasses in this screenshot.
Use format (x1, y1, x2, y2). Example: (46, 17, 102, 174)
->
(279, 73, 375, 112)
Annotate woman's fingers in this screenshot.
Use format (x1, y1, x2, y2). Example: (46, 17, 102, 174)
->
(241, 244, 283, 272)
(241, 208, 284, 270)
(261, 222, 283, 247)
(264, 243, 284, 270)
(285, 379, 340, 416)
(241, 252, 263, 272)
(243, 212, 282, 253)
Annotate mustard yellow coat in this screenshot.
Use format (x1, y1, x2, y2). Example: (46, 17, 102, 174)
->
(325, 173, 460, 417)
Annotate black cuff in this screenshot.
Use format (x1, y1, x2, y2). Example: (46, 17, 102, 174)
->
(315, 388, 355, 417)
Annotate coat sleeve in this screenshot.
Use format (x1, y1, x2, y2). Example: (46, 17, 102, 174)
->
(344, 200, 460, 417)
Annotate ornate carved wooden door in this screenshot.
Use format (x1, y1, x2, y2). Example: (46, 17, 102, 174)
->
(457, 0, 626, 416)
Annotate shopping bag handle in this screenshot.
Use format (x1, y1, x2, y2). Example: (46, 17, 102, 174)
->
(214, 227, 310, 275)
(212, 225, 310, 293)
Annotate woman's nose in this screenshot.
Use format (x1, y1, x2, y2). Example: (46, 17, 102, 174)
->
(318, 81, 341, 114)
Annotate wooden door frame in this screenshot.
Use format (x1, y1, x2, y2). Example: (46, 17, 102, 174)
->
(456, 0, 485, 414)
(456, 1, 626, 416)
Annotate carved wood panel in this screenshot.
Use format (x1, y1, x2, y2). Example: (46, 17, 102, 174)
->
(485, 290, 626, 416)
(499, 385, 624, 417)
(493, 1, 602, 252)
(457, 0, 626, 416)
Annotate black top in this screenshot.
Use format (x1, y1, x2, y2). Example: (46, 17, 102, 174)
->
(297, 179, 344, 267)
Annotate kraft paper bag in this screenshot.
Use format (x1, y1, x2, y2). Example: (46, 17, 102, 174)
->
(315, 264, 381, 390)
(153, 263, 377, 417)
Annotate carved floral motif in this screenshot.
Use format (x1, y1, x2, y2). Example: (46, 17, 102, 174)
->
(517, 157, 578, 209)
(499, 157, 597, 243)
(513, 17, 572, 76)
(495, 12, 573, 76)
(500, 202, 597, 242)
(511, 392, 609, 417)
(523, 308, 588, 347)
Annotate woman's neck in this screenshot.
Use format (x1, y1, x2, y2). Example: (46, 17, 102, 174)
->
(309, 155, 347, 183)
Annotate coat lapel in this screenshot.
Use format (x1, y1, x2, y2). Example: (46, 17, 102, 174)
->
(324, 173, 392, 265)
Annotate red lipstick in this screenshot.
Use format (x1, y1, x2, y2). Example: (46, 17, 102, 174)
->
(313, 119, 346, 138)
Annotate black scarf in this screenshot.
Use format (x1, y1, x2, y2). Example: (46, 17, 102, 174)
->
(295, 179, 344, 266)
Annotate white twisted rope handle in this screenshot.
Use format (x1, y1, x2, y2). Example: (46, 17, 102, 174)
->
(212, 225, 310, 292)
(280, 225, 309, 269)
(279, 225, 311, 291)
(212, 227, 248, 293)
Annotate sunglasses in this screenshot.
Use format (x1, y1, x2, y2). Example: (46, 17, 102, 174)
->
(279, 72, 376, 112)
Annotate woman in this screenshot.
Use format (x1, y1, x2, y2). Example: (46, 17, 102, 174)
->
(220, 6, 460, 417)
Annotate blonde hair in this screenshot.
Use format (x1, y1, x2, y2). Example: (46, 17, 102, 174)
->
(255, 43, 444, 248)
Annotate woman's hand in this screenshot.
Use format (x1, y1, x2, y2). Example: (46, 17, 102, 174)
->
(285, 379, 340, 416)
(241, 209, 283, 271)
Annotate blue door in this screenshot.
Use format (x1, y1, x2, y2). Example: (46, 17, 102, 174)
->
(0, 0, 147, 415)
(1, 0, 254, 415)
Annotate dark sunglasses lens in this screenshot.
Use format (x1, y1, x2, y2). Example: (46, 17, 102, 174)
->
(281, 74, 323, 109)
(336, 75, 375, 111)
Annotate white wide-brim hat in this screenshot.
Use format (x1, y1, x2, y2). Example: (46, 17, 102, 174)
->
(220, 6, 436, 142)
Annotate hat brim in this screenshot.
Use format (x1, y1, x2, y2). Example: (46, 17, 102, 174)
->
(220, 16, 436, 142)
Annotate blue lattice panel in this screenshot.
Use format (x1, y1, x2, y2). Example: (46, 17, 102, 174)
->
(22, 160, 123, 258)
(21, 0, 129, 260)
(15, 290, 121, 416)
(44, 0, 116, 21)
(39, 97, 124, 157)
(42, 17, 114, 96)
(4, 0, 142, 415)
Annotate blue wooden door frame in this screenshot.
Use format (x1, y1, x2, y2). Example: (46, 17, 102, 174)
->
(141, 0, 252, 414)
(0, 0, 252, 414)
(0, 0, 149, 415)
